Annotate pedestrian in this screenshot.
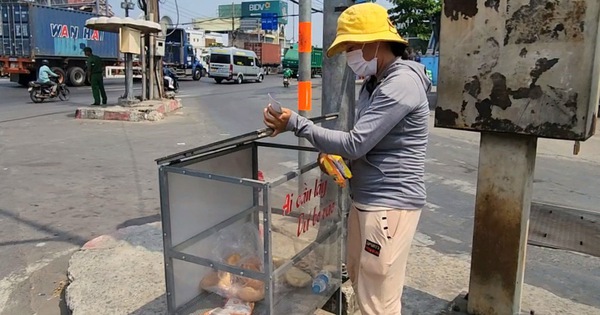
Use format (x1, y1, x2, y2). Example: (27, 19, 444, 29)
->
(262, 3, 431, 315)
(83, 47, 107, 105)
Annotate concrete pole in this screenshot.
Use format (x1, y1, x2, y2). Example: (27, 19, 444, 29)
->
(141, 34, 147, 101)
(297, 0, 311, 168)
(123, 1, 134, 103)
(147, 0, 159, 100)
(468, 132, 537, 315)
(321, 1, 354, 134)
(320, 0, 355, 261)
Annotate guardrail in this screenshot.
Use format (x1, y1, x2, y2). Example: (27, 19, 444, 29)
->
(105, 66, 143, 79)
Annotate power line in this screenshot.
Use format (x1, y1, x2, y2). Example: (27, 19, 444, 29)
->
(164, 0, 179, 36)
(170, 13, 308, 27)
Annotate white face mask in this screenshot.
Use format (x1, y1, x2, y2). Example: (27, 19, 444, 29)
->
(346, 43, 379, 77)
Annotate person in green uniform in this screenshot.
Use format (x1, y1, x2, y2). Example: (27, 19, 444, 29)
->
(84, 47, 107, 105)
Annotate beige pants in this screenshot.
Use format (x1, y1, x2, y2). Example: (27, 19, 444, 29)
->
(347, 204, 422, 315)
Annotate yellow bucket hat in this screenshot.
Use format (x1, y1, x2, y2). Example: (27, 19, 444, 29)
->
(326, 3, 408, 58)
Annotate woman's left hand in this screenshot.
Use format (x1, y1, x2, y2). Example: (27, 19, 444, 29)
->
(263, 105, 292, 137)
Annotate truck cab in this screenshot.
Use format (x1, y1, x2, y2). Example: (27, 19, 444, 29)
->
(164, 28, 205, 81)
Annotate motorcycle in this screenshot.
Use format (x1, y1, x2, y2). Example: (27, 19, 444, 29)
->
(163, 66, 179, 93)
(282, 68, 293, 88)
(28, 77, 70, 103)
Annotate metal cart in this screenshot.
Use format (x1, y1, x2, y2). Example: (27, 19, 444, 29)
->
(156, 114, 344, 315)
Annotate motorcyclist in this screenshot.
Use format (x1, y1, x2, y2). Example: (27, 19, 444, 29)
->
(282, 68, 293, 79)
(38, 60, 59, 96)
(163, 62, 176, 90)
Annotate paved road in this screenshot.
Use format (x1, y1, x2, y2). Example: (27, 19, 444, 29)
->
(0, 75, 598, 314)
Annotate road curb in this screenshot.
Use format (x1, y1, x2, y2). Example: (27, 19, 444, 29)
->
(74, 98, 182, 122)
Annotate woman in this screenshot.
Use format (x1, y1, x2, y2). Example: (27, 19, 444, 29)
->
(263, 3, 431, 314)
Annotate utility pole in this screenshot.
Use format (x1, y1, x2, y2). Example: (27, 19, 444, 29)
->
(319, 0, 355, 267)
(231, 2, 236, 47)
(146, 0, 160, 99)
(297, 0, 311, 168)
(121, 0, 135, 103)
(322, 0, 354, 131)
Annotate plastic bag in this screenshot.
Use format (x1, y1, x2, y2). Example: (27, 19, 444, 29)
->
(203, 298, 254, 315)
(199, 222, 265, 302)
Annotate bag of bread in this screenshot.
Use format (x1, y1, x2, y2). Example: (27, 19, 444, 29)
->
(200, 222, 265, 301)
(203, 298, 254, 315)
(213, 223, 262, 266)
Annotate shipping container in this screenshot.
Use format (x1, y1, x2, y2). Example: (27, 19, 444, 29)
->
(281, 43, 322, 78)
(0, 3, 119, 86)
(243, 42, 280, 74)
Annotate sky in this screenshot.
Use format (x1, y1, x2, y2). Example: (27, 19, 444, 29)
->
(106, 0, 396, 48)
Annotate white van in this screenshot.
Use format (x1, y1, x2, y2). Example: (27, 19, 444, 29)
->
(208, 47, 265, 84)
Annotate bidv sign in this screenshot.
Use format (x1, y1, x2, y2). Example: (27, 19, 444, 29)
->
(249, 1, 271, 12)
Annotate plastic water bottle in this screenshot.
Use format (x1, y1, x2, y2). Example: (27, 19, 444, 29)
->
(311, 270, 331, 294)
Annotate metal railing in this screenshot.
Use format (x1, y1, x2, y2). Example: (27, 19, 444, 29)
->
(104, 65, 142, 79)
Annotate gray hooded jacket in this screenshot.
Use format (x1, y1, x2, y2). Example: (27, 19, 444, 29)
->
(286, 58, 431, 210)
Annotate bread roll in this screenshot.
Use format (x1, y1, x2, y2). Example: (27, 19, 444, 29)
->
(284, 267, 312, 288)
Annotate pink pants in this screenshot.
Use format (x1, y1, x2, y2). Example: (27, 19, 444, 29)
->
(346, 204, 422, 315)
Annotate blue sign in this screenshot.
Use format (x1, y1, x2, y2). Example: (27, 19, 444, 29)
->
(261, 12, 278, 31)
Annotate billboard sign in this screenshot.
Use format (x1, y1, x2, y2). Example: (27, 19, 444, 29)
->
(241, 1, 287, 24)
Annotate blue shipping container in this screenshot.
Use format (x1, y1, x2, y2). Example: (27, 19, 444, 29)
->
(0, 4, 118, 59)
(420, 56, 439, 86)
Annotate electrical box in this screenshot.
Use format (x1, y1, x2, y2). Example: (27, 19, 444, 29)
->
(119, 27, 141, 54)
(155, 38, 165, 57)
(435, 0, 600, 141)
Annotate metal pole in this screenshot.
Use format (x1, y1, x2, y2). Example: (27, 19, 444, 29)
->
(95, 0, 100, 15)
(468, 133, 537, 315)
(297, 0, 311, 168)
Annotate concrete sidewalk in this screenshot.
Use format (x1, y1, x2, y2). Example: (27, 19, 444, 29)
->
(63, 113, 600, 315)
(65, 221, 600, 315)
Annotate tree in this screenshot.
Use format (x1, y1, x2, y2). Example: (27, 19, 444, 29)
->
(388, 0, 441, 40)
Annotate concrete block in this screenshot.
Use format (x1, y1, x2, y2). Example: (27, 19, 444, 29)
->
(74, 98, 182, 122)
(322, 280, 359, 315)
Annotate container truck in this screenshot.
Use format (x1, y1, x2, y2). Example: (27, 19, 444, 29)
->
(0, 3, 119, 87)
(281, 43, 322, 78)
(243, 42, 280, 75)
(164, 28, 206, 80)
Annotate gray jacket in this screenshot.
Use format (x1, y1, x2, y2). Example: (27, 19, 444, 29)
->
(286, 58, 431, 210)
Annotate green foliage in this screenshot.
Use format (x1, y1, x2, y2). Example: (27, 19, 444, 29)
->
(388, 0, 441, 40)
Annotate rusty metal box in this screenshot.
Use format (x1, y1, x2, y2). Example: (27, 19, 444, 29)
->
(435, 0, 600, 140)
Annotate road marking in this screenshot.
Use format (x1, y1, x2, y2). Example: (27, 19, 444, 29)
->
(0, 247, 78, 313)
(425, 173, 477, 195)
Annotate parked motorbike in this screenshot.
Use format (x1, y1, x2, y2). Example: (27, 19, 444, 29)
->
(28, 77, 70, 103)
